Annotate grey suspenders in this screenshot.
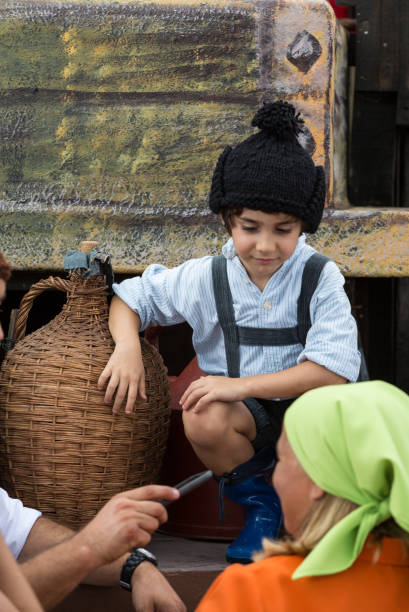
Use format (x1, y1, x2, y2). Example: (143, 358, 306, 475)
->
(211, 252, 353, 379)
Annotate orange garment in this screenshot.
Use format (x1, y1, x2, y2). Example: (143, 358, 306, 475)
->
(196, 539, 409, 612)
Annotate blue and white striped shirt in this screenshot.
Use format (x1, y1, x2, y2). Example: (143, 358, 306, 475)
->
(113, 235, 361, 391)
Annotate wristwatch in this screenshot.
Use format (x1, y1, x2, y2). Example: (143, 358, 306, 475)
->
(120, 548, 158, 591)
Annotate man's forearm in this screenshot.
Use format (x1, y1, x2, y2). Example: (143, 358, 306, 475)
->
(19, 518, 123, 608)
(21, 532, 99, 610)
(21, 527, 171, 611)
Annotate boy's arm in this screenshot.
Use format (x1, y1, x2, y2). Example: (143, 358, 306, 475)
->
(180, 361, 346, 412)
(98, 295, 145, 414)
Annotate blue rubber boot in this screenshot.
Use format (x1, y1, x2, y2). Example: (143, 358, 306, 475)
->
(223, 475, 282, 564)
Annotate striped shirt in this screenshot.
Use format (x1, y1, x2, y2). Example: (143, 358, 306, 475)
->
(113, 235, 361, 392)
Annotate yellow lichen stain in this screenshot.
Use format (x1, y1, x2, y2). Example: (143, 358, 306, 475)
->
(311, 216, 409, 276)
(92, 43, 112, 59)
(67, 44, 78, 56)
(55, 118, 69, 140)
(61, 30, 72, 44)
(62, 62, 78, 80)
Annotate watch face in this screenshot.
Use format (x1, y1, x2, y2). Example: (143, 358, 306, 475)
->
(137, 548, 157, 562)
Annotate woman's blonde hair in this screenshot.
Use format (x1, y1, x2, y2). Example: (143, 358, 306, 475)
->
(254, 492, 409, 561)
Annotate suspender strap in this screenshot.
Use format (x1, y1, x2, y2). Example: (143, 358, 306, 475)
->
(211, 253, 330, 377)
(296, 253, 369, 379)
(237, 326, 300, 346)
(297, 253, 330, 346)
(212, 255, 241, 378)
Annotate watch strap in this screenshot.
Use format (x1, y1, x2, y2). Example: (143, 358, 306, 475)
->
(120, 548, 158, 591)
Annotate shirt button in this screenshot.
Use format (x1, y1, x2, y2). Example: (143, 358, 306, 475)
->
(264, 301, 272, 310)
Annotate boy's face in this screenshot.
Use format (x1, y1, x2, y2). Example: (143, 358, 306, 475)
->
(228, 208, 302, 290)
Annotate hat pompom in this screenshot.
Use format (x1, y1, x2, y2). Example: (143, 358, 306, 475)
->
(251, 101, 304, 140)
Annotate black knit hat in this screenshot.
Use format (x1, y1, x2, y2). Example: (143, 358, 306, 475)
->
(209, 101, 325, 233)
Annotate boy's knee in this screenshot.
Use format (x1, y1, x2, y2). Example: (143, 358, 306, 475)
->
(182, 403, 229, 448)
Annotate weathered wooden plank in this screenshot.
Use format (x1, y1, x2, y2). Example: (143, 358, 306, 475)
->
(0, 93, 254, 212)
(344, 0, 399, 92)
(397, 0, 409, 126)
(0, 0, 341, 211)
(349, 92, 397, 206)
(332, 21, 349, 207)
(0, 0, 258, 95)
(2, 208, 409, 277)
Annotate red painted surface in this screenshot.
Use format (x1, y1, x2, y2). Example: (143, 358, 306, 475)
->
(327, 0, 349, 18)
(160, 357, 244, 540)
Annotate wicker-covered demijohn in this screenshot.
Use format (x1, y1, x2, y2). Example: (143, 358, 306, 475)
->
(0, 243, 170, 528)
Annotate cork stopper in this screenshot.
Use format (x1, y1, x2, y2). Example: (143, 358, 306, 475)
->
(80, 241, 99, 253)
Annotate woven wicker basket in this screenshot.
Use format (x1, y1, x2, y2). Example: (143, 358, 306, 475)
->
(0, 255, 170, 528)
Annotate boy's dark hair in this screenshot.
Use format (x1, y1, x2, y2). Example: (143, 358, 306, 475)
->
(220, 207, 307, 235)
(220, 206, 243, 234)
(209, 101, 325, 234)
(0, 252, 11, 282)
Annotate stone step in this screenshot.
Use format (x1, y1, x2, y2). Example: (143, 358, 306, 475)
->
(150, 532, 228, 574)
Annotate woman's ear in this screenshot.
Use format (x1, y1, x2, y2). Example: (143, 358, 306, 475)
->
(218, 212, 225, 226)
(310, 482, 325, 502)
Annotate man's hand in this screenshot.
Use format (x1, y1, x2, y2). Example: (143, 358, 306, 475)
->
(180, 376, 247, 412)
(19, 487, 180, 610)
(97, 342, 146, 414)
(131, 562, 186, 612)
(74, 486, 179, 568)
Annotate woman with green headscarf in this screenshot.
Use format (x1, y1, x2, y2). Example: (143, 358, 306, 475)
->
(196, 381, 409, 611)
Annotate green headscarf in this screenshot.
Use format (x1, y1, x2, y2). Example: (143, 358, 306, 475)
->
(284, 380, 409, 579)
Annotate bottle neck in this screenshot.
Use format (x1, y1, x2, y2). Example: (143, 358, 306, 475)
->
(64, 273, 109, 316)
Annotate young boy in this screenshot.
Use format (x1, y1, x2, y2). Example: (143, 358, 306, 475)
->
(98, 101, 361, 563)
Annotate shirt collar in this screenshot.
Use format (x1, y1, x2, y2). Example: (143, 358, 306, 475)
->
(221, 237, 236, 260)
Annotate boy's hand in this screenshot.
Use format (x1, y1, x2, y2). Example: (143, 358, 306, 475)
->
(180, 376, 247, 412)
(97, 342, 146, 414)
